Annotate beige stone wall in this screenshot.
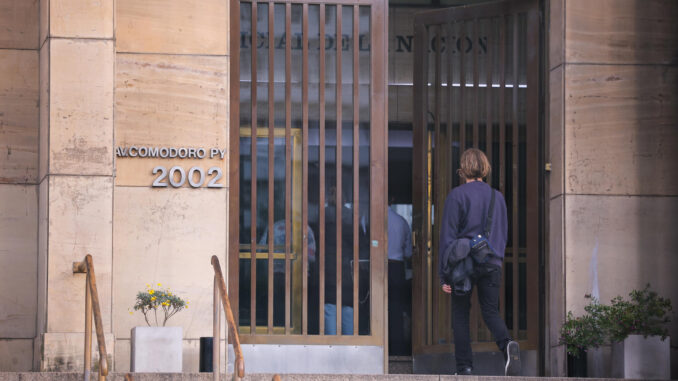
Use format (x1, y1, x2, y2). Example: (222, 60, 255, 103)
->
(0, 0, 39, 372)
(548, 0, 678, 376)
(0, 0, 232, 372)
(112, 0, 229, 372)
(34, 0, 115, 371)
(1, 0, 231, 372)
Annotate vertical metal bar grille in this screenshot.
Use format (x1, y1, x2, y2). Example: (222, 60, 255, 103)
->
(250, 2, 258, 335)
(335, 4, 343, 335)
(370, 0, 387, 354)
(470, 18, 482, 344)
(499, 15, 506, 195)
(419, 25, 431, 347)
(318, 3, 326, 336)
(426, 121, 433, 346)
(267, 2, 275, 335)
(232, 0, 386, 346)
(284, 2, 292, 335)
(525, 9, 540, 346)
(412, 21, 427, 350)
(486, 19, 493, 187)
(301, 2, 309, 336)
(445, 22, 454, 345)
(229, 0, 241, 331)
(511, 13, 519, 339)
(352, 4, 360, 335)
(498, 11, 507, 328)
(472, 18, 479, 148)
(459, 21, 466, 153)
(432, 26, 442, 343)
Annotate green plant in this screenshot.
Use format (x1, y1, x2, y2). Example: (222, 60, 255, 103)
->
(559, 310, 606, 358)
(131, 283, 188, 326)
(560, 285, 673, 356)
(602, 284, 672, 342)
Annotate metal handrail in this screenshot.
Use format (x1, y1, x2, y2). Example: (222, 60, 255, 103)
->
(72, 254, 109, 381)
(211, 255, 245, 381)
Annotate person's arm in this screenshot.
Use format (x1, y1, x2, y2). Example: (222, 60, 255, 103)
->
(496, 191, 508, 253)
(403, 218, 412, 261)
(400, 218, 413, 268)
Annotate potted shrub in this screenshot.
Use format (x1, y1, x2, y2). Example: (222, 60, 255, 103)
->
(604, 285, 672, 380)
(559, 309, 606, 377)
(130, 284, 188, 372)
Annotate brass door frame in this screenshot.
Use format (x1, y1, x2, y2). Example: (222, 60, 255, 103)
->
(229, 0, 388, 348)
(412, 0, 541, 358)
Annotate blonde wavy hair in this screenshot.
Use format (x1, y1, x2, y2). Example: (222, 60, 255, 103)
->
(458, 148, 491, 180)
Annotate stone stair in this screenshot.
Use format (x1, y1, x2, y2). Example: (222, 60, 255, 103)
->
(0, 374, 656, 381)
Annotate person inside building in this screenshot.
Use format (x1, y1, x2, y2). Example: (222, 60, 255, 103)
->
(323, 185, 356, 335)
(387, 196, 412, 355)
(259, 221, 316, 328)
(439, 148, 521, 376)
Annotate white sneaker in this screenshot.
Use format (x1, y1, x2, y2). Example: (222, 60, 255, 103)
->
(504, 340, 521, 376)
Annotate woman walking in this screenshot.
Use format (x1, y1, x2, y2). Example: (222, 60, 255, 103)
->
(439, 148, 521, 376)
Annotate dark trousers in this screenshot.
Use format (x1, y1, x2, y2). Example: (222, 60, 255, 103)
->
(451, 263, 511, 370)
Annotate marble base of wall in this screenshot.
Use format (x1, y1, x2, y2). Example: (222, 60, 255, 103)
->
(34, 332, 114, 372)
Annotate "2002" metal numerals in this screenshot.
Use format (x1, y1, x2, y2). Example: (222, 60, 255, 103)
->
(152, 166, 225, 188)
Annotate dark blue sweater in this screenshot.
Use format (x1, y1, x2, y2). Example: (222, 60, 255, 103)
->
(438, 181, 508, 283)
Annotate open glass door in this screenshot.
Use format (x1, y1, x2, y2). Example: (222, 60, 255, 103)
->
(411, 0, 541, 374)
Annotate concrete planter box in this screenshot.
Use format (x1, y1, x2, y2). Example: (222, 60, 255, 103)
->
(611, 334, 670, 379)
(131, 326, 182, 373)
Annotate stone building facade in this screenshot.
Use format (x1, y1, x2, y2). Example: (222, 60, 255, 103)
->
(0, 0, 676, 376)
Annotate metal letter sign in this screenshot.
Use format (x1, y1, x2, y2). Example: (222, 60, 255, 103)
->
(116, 146, 227, 188)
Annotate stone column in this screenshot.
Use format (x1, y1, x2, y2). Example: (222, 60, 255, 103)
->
(0, 0, 39, 371)
(547, 0, 678, 377)
(36, 0, 115, 371)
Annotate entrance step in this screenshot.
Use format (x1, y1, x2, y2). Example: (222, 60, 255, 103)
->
(414, 350, 538, 376)
(389, 356, 413, 374)
(0, 373, 647, 381)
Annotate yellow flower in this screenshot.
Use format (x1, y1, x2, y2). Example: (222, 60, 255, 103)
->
(157, 283, 162, 287)
(129, 311, 133, 315)
(149, 289, 154, 295)
(151, 296, 156, 301)
(145, 283, 150, 288)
